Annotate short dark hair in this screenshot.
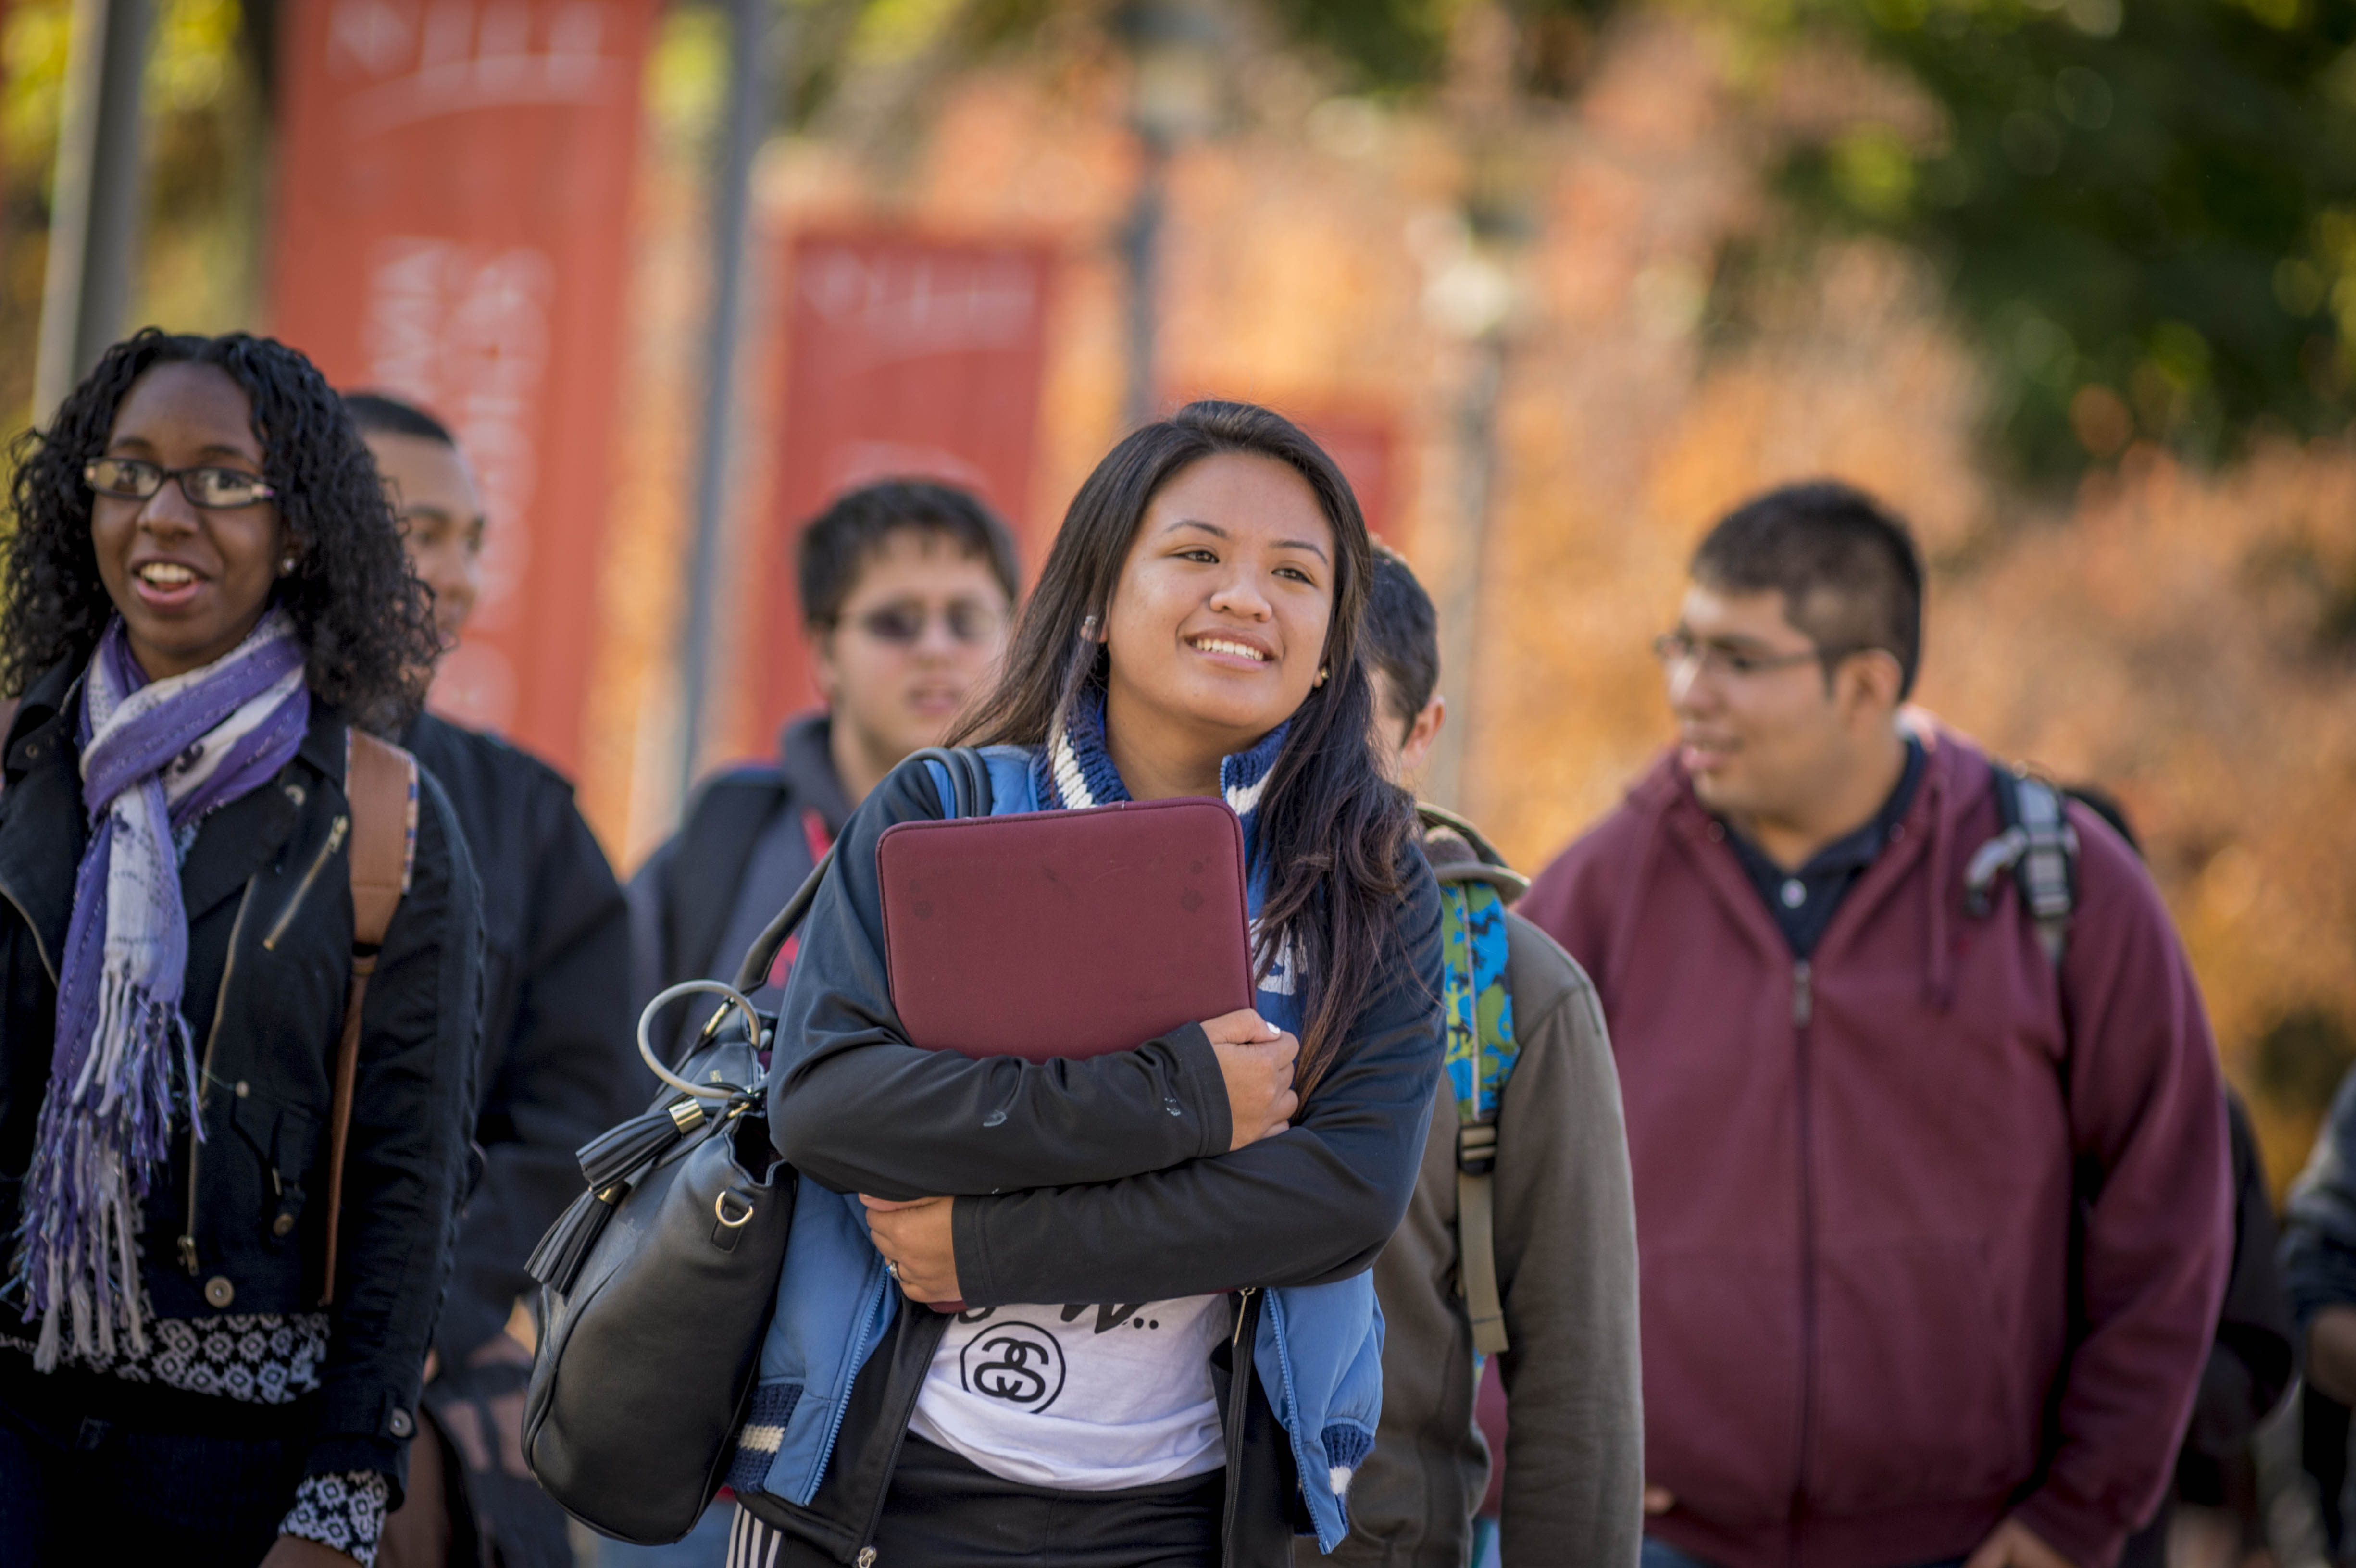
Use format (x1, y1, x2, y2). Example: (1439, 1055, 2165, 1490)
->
(1690, 480, 1925, 697)
(797, 479, 1021, 631)
(341, 390, 457, 446)
(1364, 543, 1439, 731)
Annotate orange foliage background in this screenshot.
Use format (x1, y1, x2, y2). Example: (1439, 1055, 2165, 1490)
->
(579, 11, 2356, 1189)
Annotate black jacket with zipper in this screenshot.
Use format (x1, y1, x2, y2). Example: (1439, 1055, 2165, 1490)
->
(0, 656, 484, 1496)
(736, 754, 1445, 1567)
(404, 711, 637, 1370)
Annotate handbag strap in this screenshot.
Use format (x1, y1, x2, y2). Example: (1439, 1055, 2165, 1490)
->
(320, 728, 418, 1306)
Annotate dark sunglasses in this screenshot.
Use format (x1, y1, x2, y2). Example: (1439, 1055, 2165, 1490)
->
(842, 600, 1004, 646)
(85, 457, 276, 510)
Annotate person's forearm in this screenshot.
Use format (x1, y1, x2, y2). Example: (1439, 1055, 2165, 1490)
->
(953, 874, 1443, 1305)
(769, 759, 1248, 1195)
(773, 1025, 1233, 1196)
(952, 1134, 1405, 1304)
(320, 788, 481, 1467)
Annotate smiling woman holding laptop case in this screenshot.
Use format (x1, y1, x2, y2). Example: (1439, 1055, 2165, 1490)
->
(724, 401, 1444, 1568)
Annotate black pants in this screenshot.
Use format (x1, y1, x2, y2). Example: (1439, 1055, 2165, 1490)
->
(0, 1352, 312, 1566)
(731, 1434, 1224, 1568)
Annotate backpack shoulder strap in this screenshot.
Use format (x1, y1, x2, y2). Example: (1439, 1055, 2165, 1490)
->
(1441, 877, 1520, 1357)
(320, 728, 419, 1306)
(344, 729, 418, 946)
(914, 745, 1000, 819)
(1964, 760, 2079, 967)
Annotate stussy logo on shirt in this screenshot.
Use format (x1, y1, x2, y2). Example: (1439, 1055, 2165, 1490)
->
(953, 1304, 1174, 1413)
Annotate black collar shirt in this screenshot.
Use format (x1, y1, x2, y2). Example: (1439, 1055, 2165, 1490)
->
(1722, 736, 1926, 959)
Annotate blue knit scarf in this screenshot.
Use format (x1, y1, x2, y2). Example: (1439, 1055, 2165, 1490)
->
(1035, 687, 1285, 844)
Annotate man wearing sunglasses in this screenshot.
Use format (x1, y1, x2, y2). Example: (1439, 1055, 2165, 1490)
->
(629, 479, 1020, 1052)
(1521, 482, 2231, 1568)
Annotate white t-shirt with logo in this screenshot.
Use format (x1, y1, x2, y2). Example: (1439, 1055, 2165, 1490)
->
(906, 1294, 1229, 1490)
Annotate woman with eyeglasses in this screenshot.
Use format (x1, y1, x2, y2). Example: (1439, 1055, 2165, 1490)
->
(0, 330, 483, 1567)
(721, 401, 1443, 1568)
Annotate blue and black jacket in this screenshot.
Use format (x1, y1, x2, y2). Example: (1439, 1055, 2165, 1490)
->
(728, 734, 1443, 1567)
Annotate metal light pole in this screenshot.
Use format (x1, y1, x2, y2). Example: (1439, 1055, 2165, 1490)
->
(1420, 1, 1531, 812)
(676, 0, 784, 810)
(1115, 0, 1219, 430)
(1424, 324, 1508, 811)
(1118, 135, 1170, 431)
(34, 0, 152, 421)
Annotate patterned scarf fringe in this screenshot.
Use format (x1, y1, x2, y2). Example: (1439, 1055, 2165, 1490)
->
(14, 972, 200, 1368)
(6, 612, 298, 1368)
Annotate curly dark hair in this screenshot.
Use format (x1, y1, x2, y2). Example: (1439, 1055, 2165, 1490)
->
(0, 329, 436, 734)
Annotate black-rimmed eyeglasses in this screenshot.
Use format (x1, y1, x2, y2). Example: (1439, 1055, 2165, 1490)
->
(85, 458, 276, 510)
(1651, 631, 1858, 680)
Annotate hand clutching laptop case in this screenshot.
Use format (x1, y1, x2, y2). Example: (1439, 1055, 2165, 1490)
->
(876, 796, 1255, 1059)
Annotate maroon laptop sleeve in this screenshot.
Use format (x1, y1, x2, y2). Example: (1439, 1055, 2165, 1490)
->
(876, 796, 1254, 1060)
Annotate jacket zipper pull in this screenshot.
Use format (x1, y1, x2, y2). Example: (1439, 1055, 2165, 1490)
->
(178, 1234, 199, 1274)
(1792, 960, 1814, 1028)
(1232, 1286, 1258, 1350)
(856, 1549, 877, 1567)
(263, 814, 349, 952)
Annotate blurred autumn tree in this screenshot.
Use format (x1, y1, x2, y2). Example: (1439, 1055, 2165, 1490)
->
(0, 0, 261, 424)
(1269, 0, 1615, 95)
(1271, 0, 2356, 482)
(1772, 0, 2356, 480)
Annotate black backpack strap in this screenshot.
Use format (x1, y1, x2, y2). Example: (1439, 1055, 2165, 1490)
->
(907, 745, 994, 821)
(669, 772, 793, 987)
(1964, 762, 2079, 966)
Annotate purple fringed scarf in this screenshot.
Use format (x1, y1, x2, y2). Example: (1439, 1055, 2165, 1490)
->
(11, 610, 309, 1367)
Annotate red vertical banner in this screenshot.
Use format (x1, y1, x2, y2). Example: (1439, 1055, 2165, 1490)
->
(1286, 409, 1399, 539)
(267, 0, 658, 773)
(747, 230, 1057, 752)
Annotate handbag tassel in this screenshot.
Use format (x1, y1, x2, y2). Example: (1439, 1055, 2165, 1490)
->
(578, 1101, 707, 1191)
(528, 1182, 628, 1295)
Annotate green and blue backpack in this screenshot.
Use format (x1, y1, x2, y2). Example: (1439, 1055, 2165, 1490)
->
(1425, 804, 1525, 1359)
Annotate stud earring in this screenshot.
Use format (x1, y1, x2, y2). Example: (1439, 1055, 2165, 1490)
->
(1081, 613, 1101, 639)
(1314, 665, 1330, 688)
(279, 556, 297, 577)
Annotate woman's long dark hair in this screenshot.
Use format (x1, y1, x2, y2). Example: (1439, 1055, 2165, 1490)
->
(954, 400, 1418, 1091)
(0, 329, 436, 735)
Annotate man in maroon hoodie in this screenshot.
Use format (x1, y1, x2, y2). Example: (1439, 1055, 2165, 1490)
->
(1520, 482, 2232, 1568)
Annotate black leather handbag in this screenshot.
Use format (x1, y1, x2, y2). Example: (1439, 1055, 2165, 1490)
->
(520, 748, 994, 1543)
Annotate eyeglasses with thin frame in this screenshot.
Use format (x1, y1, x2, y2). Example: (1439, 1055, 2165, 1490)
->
(836, 599, 1005, 647)
(1651, 630, 1862, 680)
(84, 457, 276, 510)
